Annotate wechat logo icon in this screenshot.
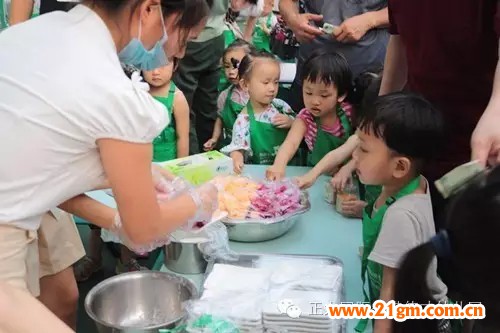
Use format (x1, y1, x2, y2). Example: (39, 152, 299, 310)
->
(277, 299, 302, 319)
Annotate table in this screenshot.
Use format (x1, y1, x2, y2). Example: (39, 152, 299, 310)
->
(85, 165, 367, 332)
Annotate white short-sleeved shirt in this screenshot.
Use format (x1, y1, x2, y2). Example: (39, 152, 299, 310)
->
(0, 5, 168, 230)
(368, 179, 448, 302)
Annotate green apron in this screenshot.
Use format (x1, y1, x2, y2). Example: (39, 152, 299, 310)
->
(355, 176, 421, 332)
(220, 86, 245, 147)
(152, 83, 177, 162)
(247, 102, 290, 165)
(361, 184, 382, 206)
(252, 14, 272, 52)
(307, 106, 352, 166)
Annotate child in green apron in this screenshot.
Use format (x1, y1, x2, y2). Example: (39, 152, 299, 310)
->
(219, 1, 259, 92)
(294, 70, 383, 217)
(251, 12, 276, 52)
(220, 50, 295, 173)
(352, 92, 449, 332)
(110, 62, 189, 274)
(266, 49, 354, 180)
(204, 39, 255, 151)
(142, 61, 190, 162)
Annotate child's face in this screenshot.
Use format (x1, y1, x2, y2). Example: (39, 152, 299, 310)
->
(352, 129, 410, 186)
(243, 59, 280, 105)
(142, 63, 174, 88)
(303, 79, 344, 118)
(223, 48, 247, 85)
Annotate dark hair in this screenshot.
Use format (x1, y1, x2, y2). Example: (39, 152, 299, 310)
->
(394, 167, 500, 332)
(350, 68, 383, 107)
(301, 49, 352, 97)
(88, 0, 212, 31)
(238, 50, 279, 81)
(222, 39, 256, 66)
(357, 92, 444, 166)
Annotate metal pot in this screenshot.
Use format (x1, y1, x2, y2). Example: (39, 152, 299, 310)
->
(85, 271, 197, 333)
(164, 230, 209, 274)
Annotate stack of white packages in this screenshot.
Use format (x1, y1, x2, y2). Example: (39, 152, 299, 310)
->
(189, 264, 271, 331)
(190, 257, 344, 333)
(257, 257, 344, 333)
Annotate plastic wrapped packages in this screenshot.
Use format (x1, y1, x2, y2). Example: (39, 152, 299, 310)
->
(249, 179, 302, 219)
(186, 254, 346, 333)
(212, 176, 310, 224)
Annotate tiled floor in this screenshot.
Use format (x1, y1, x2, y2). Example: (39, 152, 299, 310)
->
(75, 225, 160, 333)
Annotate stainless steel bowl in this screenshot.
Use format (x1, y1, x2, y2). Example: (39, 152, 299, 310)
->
(164, 230, 209, 274)
(223, 191, 311, 242)
(85, 271, 198, 333)
(224, 216, 299, 242)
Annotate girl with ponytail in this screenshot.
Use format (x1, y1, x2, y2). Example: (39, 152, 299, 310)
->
(394, 166, 500, 333)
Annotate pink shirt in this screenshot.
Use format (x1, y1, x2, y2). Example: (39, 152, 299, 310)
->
(217, 86, 249, 116)
(297, 102, 354, 151)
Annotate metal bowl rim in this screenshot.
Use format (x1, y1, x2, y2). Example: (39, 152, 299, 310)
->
(84, 271, 198, 330)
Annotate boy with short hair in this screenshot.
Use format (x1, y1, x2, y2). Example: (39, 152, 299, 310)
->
(353, 92, 449, 333)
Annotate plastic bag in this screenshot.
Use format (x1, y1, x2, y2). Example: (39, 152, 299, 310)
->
(198, 221, 238, 262)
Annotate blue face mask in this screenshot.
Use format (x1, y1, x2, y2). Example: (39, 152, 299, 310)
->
(119, 6, 168, 71)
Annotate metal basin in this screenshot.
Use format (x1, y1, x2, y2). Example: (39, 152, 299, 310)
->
(164, 230, 209, 274)
(85, 271, 198, 333)
(223, 190, 310, 242)
(224, 216, 299, 242)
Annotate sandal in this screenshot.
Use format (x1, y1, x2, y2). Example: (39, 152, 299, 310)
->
(73, 256, 102, 283)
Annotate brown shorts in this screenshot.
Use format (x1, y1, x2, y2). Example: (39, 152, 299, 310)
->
(0, 210, 85, 296)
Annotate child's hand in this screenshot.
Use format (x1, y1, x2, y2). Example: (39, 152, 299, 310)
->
(341, 199, 366, 218)
(272, 114, 294, 129)
(230, 151, 244, 174)
(331, 167, 352, 191)
(203, 138, 218, 151)
(295, 173, 316, 189)
(266, 165, 286, 181)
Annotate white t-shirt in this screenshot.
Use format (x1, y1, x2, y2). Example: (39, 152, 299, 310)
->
(368, 179, 448, 302)
(0, 5, 168, 230)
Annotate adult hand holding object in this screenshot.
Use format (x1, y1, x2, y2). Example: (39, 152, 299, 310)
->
(111, 181, 219, 253)
(335, 13, 376, 43)
(287, 12, 323, 44)
(471, 63, 500, 167)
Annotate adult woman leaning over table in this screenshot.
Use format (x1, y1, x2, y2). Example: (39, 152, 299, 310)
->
(0, 0, 217, 317)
